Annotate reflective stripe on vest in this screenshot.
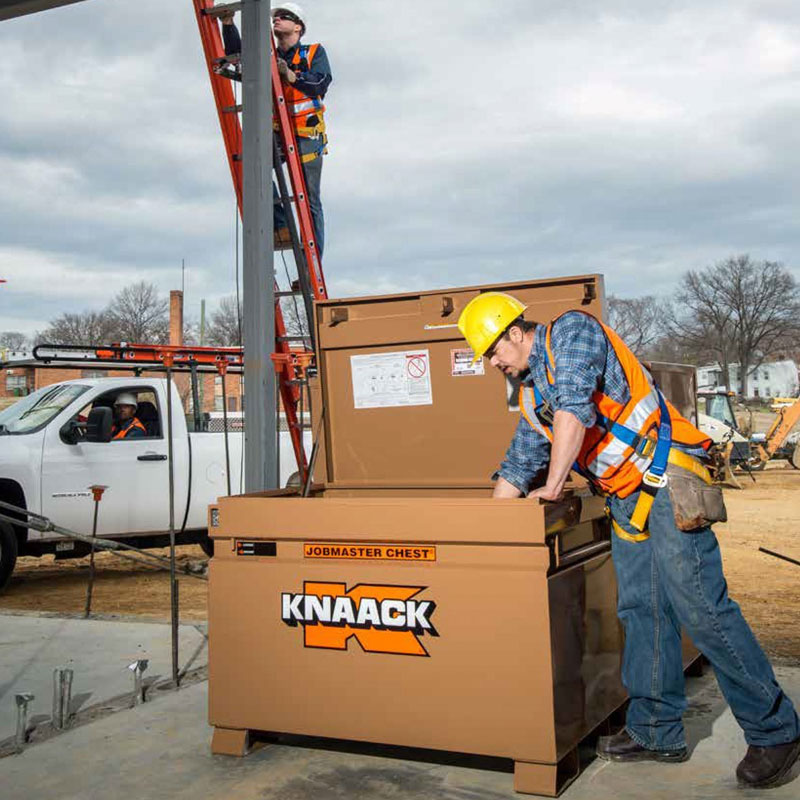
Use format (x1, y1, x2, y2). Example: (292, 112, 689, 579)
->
(112, 417, 146, 440)
(519, 311, 710, 498)
(282, 44, 326, 136)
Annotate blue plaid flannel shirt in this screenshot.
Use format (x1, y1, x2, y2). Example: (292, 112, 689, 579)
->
(497, 311, 706, 494)
(497, 311, 629, 494)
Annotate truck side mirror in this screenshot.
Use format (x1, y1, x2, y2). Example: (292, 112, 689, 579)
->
(59, 419, 82, 445)
(86, 407, 113, 443)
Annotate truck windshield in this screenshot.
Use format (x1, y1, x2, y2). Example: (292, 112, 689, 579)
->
(0, 384, 89, 435)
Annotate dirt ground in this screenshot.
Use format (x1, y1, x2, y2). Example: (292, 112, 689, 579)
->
(1, 466, 799, 664)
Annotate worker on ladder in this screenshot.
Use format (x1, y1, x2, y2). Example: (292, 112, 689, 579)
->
(458, 294, 800, 788)
(220, 3, 332, 256)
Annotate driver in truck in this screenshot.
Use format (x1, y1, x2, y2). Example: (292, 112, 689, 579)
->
(111, 393, 146, 440)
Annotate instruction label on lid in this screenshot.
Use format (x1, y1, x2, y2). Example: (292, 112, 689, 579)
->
(350, 349, 433, 409)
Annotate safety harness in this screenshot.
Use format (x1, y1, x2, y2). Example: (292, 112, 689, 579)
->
(278, 43, 328, 163)
(523, 317, 711, 538)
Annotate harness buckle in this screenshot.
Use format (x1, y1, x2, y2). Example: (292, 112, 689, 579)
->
(636, 436, 657, 459)
(642, 470, 668, 489)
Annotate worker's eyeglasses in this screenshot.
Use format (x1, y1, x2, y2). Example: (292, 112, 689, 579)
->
(484, 336, 505, 361)
(274, 12, 300, 24)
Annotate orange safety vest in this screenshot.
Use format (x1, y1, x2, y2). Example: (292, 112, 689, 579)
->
(279, 43, 326, 139)
(519, 311, 710, 499)
(112, 417, 147, 441)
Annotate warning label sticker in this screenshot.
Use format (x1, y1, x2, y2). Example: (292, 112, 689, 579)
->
(304, 543, 436, 561)
(350, 350, 433, 409)
(450, 348, 484, 377)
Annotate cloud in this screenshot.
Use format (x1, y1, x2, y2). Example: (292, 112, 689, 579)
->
(0, 0, 799, 338)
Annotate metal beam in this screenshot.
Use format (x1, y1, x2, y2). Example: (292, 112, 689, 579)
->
(0, 0, 87, 21)
(241, 0, 276, 492)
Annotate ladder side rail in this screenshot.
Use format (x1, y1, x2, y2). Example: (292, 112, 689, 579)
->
(272, 134, 317, 353)
(194, 0, 244, 211)
(270, 37, 328, 300)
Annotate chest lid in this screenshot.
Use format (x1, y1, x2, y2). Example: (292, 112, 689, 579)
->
(312, 274, 606, 488)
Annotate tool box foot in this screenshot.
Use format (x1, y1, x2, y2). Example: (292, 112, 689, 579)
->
(211, 726, 253, 757)
(514, 749, 579, 797)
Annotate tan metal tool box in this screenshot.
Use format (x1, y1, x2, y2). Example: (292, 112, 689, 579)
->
(208, 275, 692, 795)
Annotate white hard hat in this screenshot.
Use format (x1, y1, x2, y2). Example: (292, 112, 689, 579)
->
(272, 3, 306, 31)
(114, 392, 138, 407)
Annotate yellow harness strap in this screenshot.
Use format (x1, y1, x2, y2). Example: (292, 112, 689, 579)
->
(625, 449, 713, 536)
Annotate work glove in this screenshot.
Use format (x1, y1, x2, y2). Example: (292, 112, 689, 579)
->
(276, 58, 296, 84)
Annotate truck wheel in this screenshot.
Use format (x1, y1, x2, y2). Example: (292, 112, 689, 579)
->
(199, 535, 214, 558)
(0, 521, 18, 592)
(790, 442, 800, 470)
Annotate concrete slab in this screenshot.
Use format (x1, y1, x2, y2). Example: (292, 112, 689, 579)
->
(0, 665, 798, 799)
(0, 613, 207, 741)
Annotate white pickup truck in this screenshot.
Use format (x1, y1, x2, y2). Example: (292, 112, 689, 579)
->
(0, 377, 306, 589)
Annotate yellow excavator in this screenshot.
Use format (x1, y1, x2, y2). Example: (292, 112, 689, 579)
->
(650, 364, 800, 486)
(748, 397, 800, 470)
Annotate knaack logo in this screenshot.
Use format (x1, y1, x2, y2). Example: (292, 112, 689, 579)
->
(281, 581, 438, 656)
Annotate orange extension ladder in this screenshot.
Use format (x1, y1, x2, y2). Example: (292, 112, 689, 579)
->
(192, 0, 329, 480)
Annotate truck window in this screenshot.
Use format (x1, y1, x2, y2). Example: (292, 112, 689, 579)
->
(72, 388, 162, 440)
(0, 383, 89, 435)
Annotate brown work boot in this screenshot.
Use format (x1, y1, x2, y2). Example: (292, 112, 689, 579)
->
(736, 737, 800, 788)
(596, 730, 688, 763)
(274, 226, 293, 250)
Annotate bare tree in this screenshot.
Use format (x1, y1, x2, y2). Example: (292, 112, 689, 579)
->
(715, 255, 800, 396)
(669, 255, 800, 396)
(0, 331, 28, 351)
(667, 268, 737, 388)
(107, 281, 169, 343)
(280, 297, 310, 339)
(206, 295, 242, 346)
(607, 295, 667, 357)
(37, 310, 119, 345)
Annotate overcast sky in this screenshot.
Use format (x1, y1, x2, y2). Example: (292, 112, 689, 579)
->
(0, 0, 798, 337)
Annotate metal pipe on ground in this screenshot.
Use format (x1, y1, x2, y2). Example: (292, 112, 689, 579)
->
(51, 669, 73, 730)
(759, 547, 800, 568)
(0, 501, 207, 581)
(84, 485, 107, 618)
(128, 659, 149, 706)
(165, 360, 179, 687)
(14, 693, 33, 752)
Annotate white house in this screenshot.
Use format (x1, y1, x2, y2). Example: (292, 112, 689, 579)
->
(697, 360, 799, 399)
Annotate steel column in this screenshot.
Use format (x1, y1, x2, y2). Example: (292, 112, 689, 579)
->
(241, 0, 277, 491)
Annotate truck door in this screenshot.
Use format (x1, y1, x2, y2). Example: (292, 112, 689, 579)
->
(40, 385, 182, 537)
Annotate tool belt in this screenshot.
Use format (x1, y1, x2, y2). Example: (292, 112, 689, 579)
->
(608, 450, 727, 542)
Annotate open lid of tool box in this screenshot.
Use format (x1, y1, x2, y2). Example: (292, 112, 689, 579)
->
(311, 274, 606, 488)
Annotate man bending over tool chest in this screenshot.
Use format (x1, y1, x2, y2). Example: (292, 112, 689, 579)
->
(220, 2, 332, 256)
(458, 292, 800, 789)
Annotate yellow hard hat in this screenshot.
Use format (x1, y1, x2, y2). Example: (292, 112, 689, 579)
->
(457, 291, 528, 363)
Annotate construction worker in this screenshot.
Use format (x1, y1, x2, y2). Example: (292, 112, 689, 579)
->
(458, 293, 800, 788)
(111, 393, 146, 440)
(220, 3, 332, 256)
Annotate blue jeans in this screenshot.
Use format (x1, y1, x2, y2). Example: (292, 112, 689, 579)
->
(608, 486, 800, 751)
(274, 140, 325, 257)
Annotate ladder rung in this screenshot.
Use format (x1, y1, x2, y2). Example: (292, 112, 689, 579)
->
(223, 104, 243, 113)
(278, 336, 312, 342)
(274, 195, 296, 205)
(203, 3, 243, 19)
(275, 290, 301, 298)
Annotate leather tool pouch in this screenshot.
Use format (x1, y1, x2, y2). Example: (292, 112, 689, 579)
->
(666, 462, 727, 532)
